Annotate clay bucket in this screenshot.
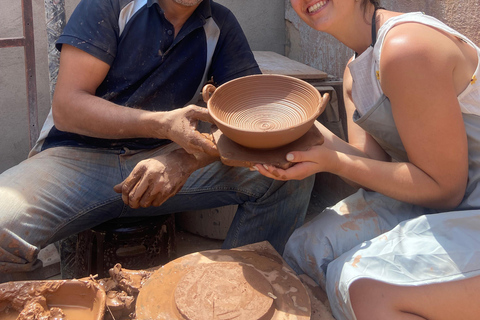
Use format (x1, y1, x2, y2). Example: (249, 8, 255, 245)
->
(203, 74, 322, 149)
(0, 280, 106, 320)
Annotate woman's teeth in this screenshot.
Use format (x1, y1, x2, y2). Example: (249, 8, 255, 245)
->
(308, 1, 326, 13)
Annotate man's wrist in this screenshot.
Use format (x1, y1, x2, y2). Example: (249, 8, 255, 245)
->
(145, 111, 169, 140)
(192, 151, 219, 169)
(169, 148, 219, 174)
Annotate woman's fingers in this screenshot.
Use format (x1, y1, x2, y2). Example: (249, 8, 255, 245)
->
(254, 147, 324, 180)
(286, 148, 318, 164)
(255, 163, 288, 180)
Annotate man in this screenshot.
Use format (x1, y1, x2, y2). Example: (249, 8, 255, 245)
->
(0, 0, 314, 281)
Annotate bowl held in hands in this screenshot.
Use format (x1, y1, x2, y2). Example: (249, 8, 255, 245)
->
(203, 74, 322, 149)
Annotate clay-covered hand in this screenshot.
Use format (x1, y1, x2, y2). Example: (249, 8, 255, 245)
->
(255, 144, 337, 181)
(159, 105, 217, 156)
(113, 148, 215, 208)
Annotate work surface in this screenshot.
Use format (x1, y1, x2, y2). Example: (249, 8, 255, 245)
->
(1, 241, 334, 320)
(253, 51, 328, 80)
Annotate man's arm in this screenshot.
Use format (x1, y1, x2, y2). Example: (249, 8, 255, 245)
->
(114, 146, 219, 208)
(52, 44, 217, 155)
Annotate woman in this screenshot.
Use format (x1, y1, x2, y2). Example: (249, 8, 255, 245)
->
(256, 0, 480, 319)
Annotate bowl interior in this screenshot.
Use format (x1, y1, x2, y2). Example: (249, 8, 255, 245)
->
(208, 75, 320, 134)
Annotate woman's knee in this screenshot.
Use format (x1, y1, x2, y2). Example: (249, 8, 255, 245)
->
(283, 209, 352, 285)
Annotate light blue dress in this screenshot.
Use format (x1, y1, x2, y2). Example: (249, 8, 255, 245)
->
(284, 12, 480, 320)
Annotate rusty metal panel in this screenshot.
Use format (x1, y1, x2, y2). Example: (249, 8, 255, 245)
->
(22, 0, 39, 147)
(0, 37, 25, 48)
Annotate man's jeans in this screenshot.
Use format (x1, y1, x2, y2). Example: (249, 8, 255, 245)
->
(0, 145, 314, 277)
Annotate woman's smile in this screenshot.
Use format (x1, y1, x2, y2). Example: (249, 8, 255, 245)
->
(307, 0, 328, 14)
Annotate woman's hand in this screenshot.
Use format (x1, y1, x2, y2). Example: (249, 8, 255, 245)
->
(255, 144, 337, 180)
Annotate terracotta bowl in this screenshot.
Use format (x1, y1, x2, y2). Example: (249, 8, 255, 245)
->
(203, 74, 322, 149)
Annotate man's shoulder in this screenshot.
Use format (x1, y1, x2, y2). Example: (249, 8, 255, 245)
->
(210, 1, 234, 21)
(210, 1, 230, 12)
(102, 0, 145, 14)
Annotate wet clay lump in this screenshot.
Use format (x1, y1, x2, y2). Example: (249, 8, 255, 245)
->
(0, 280, 105, 320)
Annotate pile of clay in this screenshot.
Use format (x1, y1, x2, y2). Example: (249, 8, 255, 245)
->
(0, 264, 152, 320)
(0, 278, 105, 320)
(99, 265, 153, 320)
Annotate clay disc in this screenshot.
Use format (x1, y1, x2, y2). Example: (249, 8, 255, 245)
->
(135, 248, 311, 320)
(174, 263, 274, 320)
(213, 124, 324, 169)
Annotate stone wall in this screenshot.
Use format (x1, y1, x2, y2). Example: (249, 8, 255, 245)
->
(285, 0, 480, 78)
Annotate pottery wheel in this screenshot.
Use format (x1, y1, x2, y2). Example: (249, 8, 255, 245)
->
(174, 263, 274, 320)
(135, 248, 311, 320)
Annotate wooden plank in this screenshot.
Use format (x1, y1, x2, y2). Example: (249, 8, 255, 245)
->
(22, 0, 39, 147)
(253, 51, 328, 80)
(0, 37, 25, 48)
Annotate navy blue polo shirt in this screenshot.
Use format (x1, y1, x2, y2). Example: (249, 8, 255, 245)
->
(37, 0, 260, 151)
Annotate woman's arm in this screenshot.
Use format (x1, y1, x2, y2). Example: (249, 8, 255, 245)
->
(375, 22, 469, 208)
(258, 24, 470, 209)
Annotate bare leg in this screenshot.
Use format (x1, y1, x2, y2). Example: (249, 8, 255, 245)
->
(350, 275, 480, 320)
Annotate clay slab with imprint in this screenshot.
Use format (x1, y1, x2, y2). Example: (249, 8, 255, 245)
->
(135, 241, 311, 320)
(212, 124, 324, 169)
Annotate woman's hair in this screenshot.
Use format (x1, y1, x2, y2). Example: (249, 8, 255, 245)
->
(366, 0, 381, 8)
(361, 0, 382, 12)
(361, 0, 383, 17)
